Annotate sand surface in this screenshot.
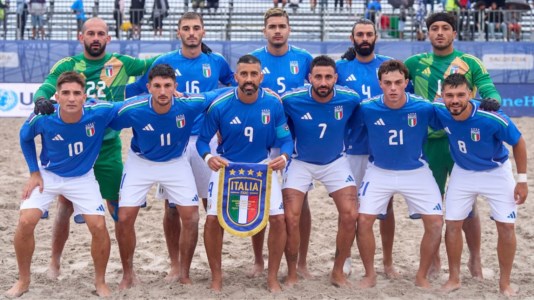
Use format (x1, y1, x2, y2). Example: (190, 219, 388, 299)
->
(1, 117, 533, 299)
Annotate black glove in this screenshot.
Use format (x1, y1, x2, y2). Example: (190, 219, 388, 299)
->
(34, 97, 57, 115)
(340, 46, 356, 61)
(479, 98, 501, 112)
(201, 42, 212, 54)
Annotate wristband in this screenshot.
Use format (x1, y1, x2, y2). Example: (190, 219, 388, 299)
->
(517, 173, 527, 183)
(204, 154, 214, 164)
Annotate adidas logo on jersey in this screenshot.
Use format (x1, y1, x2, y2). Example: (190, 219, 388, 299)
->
(444, 127, 451, 134)
(301, 112, 312, 120)
(433, 203, 442, 211)
(374, 118, 385, 126)
(230, 117, 242, 125)
(52, 134, 64, 141)
(192, 195, 199, 202)
(345, 74, 356, 81)
(175, 69, 182, 76)
(507, 211, 516, 219)
(345, 175, 355, 183)
(422, 67, 431, 76)
(262, 67, 271, 74)
(96, 204, 105, 212)
(142, 124, 155, 131)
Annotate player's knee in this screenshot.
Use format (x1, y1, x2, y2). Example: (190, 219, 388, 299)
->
(205, 216, 221, 230)
(269, 215, 286, 229)
(496, 222, 515, 238)
(181, 211, 200, 229)
(445, 220, 463, 235)
(357, 215, 375, 230)
(18, 214, 39, 232)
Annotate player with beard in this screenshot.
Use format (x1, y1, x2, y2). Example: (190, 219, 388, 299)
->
(32, 17, 158, 280)
(336, 19, 399, 278)
(249, 8, 314, 279)
(404, 12, 501, 279)
(282, 55, 360, 287)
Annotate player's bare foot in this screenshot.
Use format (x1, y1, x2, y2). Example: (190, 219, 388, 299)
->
(268, 279, 282, 293)
(179, 277, 193, 285)
(330, 271, 350, 287)
(95, 282, 112, 297)
(118, 274, 140, 290)
(47, 263, 61, 280)
(415, 276, 432, 289)
(5, 280, 30, 298)
(440, 279, 461, 293)
(357, 275, 377, 289)
(284, 274, 299, 288)
(384, 265, 400, 279)
(247, 262, 264, 278)
(500, 285, 518, 297)
(468, 256, 483, 280)
(164, 267, 180, 283)
(209, 278, 222, 292)
(297, 265, 314, 279)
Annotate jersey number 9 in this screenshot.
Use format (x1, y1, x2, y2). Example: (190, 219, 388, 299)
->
(244, 126, 254, 142)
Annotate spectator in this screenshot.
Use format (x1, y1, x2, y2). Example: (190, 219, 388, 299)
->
(504, 6, 522, 41)
(130, 0, 145, 40)
(273, 0, 287, 8)
(366, 0, 382, 25)
(415, 0, 427, 40)
(151, 0, 168, 37)
(399, 4, 407, 39)
(113, 0, 123, 39)
(71, 0, 86, 36)
(334, 0, 344, 11)
(205, 0, 219, 14)
(29, 0, 46, 39)
(485, 1, 506, 40)
(16, 0, 28, 39)
(0, 0, 7, 38)
(191, 0, 204, 12)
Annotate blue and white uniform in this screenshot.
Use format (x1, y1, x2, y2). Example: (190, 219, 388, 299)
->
(19, 101, 120, 215)
(126, 50, 236, 199)
(336, 55, 392, 185)
(434, 100, 522, 223)
(110, 94, 210, 207)
(282, 85, 360, 193)
(196, 87, 294, 216)
(357, 93, 443, 216)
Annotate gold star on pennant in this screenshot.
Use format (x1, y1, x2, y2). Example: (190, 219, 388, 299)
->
(229, 169, 236, 175)
(247, 169, 254, 175)
(256, 171, 263, 177)
(238, 168, 245, 175)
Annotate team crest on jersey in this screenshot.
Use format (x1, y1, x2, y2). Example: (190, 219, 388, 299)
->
(104, 65, 113, 77)
(290, 61, 299, 75)
(85, 123, 95, 137)
(450, 65, 460, 74)
(202, 64, 212, 78)
(176, 115, 186, 128)
(261, 109, 271, 124)
(471, 128, 481, 142)
(335, 106, 343, 120)
(408, 113, 417, 127)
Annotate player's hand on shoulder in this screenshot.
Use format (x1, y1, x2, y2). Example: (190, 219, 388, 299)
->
(479, 98, 501, 112)
(173, 90, 184, 98)
(34, 97, 57, 115)
(514, 182, 528, 205)
(341, 46, 356, 61)
(22, 171, 44, 200)
(268, 154, 288, 171)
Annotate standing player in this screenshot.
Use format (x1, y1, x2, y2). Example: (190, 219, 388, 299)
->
(404, 12, 501, 278)
(196, 55, 293, 292)
(6, 72, 118, 298)
(32, 17, 158, 280)
(435, 74, 527, 296)
(336, 18, 398, 277)
(126, 12, 235, 282)
(356, 60, 443, 289)
(282, 55, 360, 287)
(110, 64, 210, 289)
(250, 7, 314, 278)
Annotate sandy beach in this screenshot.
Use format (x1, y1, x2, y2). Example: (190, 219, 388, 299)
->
(1, 116, 533, 299)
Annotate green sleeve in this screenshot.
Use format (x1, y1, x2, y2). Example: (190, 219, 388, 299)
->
(469, 57, 502, 103)
(33, 57, 75, 102)
(121, 54, 161, 77)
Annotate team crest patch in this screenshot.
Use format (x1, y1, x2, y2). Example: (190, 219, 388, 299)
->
(290, 61, 299, 75)
(85, 123, 95, 137)
(262, 109, 271, 124)
(335, 106, 343, 120)
(176, 114, 186, 128)
(450, 65, 460, 74)
(471, 128, 481, 142)
(104, 65, 113, 77)
(217, 162, 272, 237)
(408, 113, 417, 127)
(202, 64, 212, 78)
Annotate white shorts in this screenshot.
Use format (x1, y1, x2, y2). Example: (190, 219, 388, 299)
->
(20, 168, 105, 216)
(359, 164, 443, 216)
(120, 151, 199, 207)
(347, 154, 369, 187)
(156, 135, 217, 200)
(445, 160, 517, 223)
(206, 167, 284, 216)
(282, 156, 356, 194)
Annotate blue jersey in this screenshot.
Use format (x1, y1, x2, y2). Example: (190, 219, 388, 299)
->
(358, 93, 437, 170)
(197, 88, 293, 163)
(20, 101, 120, 177)
(110, 94, 209, 162)
(282, 86, 360, 165)
(250, 45, 313, 95)
(125, 50, 236, 135)
(337, 54, 392, 155)
(433, 100, 521, 171)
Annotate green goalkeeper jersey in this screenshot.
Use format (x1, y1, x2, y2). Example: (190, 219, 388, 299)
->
(405, 49, 501, 138)
(34, 52, 157, 139)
